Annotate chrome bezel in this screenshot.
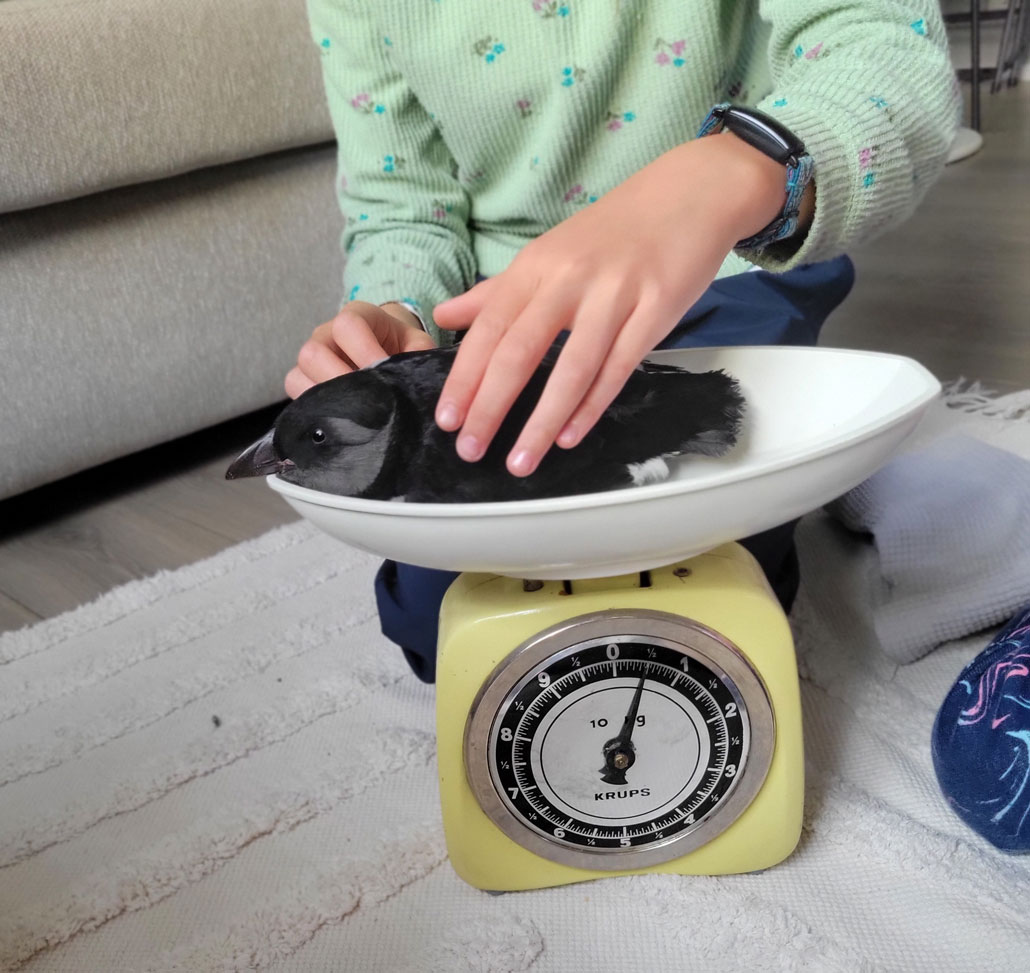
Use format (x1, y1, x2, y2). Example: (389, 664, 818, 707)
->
(464, 609, 775, 871)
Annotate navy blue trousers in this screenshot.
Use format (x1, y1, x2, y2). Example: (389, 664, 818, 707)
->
(376, 256, 856, 682)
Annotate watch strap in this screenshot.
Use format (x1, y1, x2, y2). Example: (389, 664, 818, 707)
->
(696, 103, 814, 251)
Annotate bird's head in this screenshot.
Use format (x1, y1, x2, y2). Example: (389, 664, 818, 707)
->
(225, 371, 399, 497)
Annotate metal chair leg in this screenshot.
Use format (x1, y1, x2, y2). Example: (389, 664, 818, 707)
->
(991, 0, 1020, 93)
(971, 0, 981, 131)
(1009, 0, 1030, 87)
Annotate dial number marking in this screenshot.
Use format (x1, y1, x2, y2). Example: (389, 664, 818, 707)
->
(491, 640, 747, 851)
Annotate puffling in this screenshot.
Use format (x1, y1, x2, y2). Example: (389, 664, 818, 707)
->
(226, 346, 745, 503)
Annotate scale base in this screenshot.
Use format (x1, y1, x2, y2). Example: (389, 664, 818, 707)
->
(435, 542, 804, 891)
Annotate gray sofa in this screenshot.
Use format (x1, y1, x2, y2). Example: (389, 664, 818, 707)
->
(0, 0, 344, 500)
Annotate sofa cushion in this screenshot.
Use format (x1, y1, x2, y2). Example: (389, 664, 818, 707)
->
(0, 0, 334, 213)
(0, 144, 342, 500)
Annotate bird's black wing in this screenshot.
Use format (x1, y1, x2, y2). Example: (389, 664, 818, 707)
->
(601, 363, 745, 461)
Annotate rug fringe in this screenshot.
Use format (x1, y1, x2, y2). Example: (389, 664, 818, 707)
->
(942, 379, 1030, 422)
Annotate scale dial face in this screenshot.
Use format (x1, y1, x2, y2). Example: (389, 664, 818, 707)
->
(464, 610, 775, 871)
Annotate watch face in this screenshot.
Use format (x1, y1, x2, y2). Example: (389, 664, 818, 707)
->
(464, 611, 775, 871)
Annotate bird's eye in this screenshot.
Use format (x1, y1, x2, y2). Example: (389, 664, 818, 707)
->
(312, 428, 326, 445)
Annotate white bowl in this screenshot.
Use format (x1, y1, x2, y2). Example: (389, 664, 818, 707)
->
(267, 346, 940, 579)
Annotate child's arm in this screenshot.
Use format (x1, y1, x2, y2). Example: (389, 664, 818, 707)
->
(293, 0, 475, 389)
(433, 0, 959, 479)
(744, 0, 960, 270)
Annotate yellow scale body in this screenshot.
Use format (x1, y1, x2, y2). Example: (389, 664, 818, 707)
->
(435, 541, 804, 892)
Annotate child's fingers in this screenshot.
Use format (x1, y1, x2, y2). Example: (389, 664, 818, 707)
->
(504, 287, 635, 476)
(453, 289, 576, 462)
(434, 278, 495, 329)
(435, 282, 533, 434)
(400, 328, 439, 353)
(557, 300, 666, 447)
(284, 366, 315, 400)
(331, 305, 391, 368)
(296, 335, 356, 385)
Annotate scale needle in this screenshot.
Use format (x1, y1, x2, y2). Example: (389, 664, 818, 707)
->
(599, 676, 645, 785)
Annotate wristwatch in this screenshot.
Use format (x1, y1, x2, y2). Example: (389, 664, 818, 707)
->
(696, 103, 814, 251)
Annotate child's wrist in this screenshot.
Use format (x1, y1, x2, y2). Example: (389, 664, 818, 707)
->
(380, 301, 424, 332)
(695, 131, 790, 242)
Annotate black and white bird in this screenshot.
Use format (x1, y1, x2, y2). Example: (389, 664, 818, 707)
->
(226, 346, 745, 503)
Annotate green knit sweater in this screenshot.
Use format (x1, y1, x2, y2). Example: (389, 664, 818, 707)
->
(307, 0, 960, 343)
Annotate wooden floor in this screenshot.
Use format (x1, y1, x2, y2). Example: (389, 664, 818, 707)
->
(821, 86, 1030, 394)
(1, 85, 1027, 635)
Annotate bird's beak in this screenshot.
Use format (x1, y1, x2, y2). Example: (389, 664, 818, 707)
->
(225, 429, 294, 479)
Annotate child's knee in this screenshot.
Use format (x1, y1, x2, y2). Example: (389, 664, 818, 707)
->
(374, 560, 458, 683)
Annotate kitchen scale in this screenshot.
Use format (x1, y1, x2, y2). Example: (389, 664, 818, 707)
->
(266, 346, 940, 891)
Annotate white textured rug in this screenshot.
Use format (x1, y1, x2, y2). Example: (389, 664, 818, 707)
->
(3, 389, 1030, 973)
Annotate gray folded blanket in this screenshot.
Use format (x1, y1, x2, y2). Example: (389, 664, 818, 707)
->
(825, 434, 1030, 663)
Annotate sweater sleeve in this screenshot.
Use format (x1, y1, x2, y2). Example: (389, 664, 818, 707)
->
(306, 0, 477, 344)
(742, 0, 961, 270)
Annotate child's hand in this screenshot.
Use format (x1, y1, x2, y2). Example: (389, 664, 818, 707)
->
(432, 132, 790, 477)
(285, 301, 436, 399)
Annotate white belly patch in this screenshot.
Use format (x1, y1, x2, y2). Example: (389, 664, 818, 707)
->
(626, 456, 670, 486)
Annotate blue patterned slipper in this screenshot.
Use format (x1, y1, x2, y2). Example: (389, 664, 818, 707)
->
(931, 604, 1030, 851)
